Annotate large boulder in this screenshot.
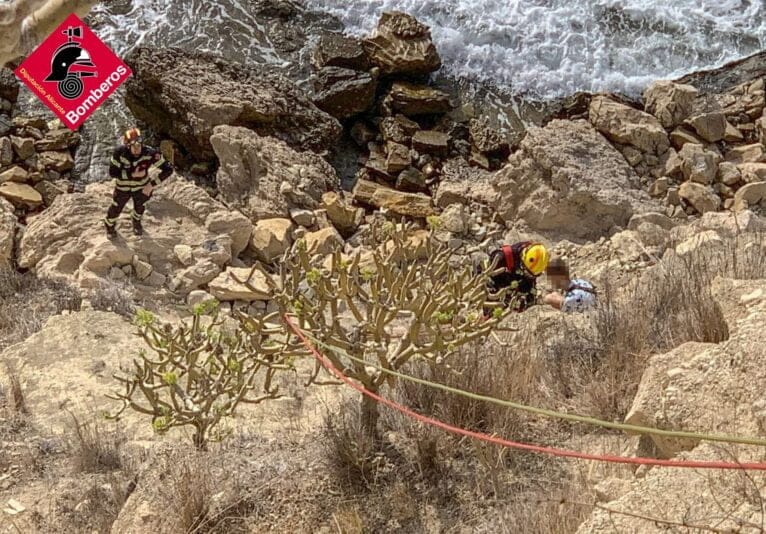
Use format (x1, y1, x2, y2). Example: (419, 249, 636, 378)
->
(589, 96, 670, 154)
(210, 126, 340, 221)
(434, 158, 498, 208)
(17, 179, 252, 296)
(0, 182, 42, 209)
(579, 278, 766, 533)
(643, 80, 698, 128)
(312, 66, 378, 120)
(312, 32, 370, 71)
(124, 47, 341, 159)
(363, 12, 441, 75)
(249, 218, 294, 263)
(382, 82, 452, 116)
(685, 111, 727, 143)
(0, 310, 154, 438)
(678, 181, 720, 214)
(490, 119, 657, 240)
(208, 266, 272, 301)
(678, 143, 721, 184)
(734, 181, 766, 212)
(353, 179, 435, 218)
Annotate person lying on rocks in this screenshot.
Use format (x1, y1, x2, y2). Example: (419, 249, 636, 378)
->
(104, 127, 173, 238)
(478, 241, 549, 313)
(543, 257, 597, 313)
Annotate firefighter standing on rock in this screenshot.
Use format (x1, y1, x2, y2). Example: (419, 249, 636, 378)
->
(104, 127, 173, 238)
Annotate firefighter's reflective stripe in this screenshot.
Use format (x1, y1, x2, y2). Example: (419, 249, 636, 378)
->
(115, 185, 150, 192)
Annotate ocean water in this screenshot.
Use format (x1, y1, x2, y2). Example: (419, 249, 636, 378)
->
(302, 0, 766, 98)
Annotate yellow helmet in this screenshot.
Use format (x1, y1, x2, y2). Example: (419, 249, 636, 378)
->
(122, 127, 142, 146)
(521, 243, 549, 276)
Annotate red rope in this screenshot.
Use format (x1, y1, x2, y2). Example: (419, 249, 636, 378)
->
(285, 315, 766, 471)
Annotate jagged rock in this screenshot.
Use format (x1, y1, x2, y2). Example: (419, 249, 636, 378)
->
(0, 115, 10, 137)
(363, 11, 441, 75)
(589, 96, 670, 154)
(661, 150, 683, 179)
(678, 182, 720, 213)
(669, 126, 706, 149)
(649, 177, 670, 197)
(174, 244, 194, 267)
(132, 256, 153, 281)
(312, 66, 378, 120)
(13, 116, 46, 130)
(757, 112, 765, 145)
(435, 180, 497, 210)
(676, 228, 726, 257)
(37, 150, 74, 172)
(10, 136, 35, 160)
(312, 32, 370, 71)
(627, 212, 675, 231)
(734, 182, 766, 212)
(620, 145, 643, 166)
(250, 218, 294, 263)
(124, 47, 341, 158)
(643, 80, 698, 128)
(353, 179, 435, 217)
(380, 114, 420, 144)
(0, 182, 42, 208)
(382, 82, 451, 116)
(725, 143, 766, 165)
(289, 208, 315, 228)
(718, 162, 742, 186)
(469, 118, 509, 155)
(634, 221, 670, 248)
(0, 197, 14, 263)
(668, 211, 746, 244)
(33, 179, 67, 206)
(210, 126, 339, 221)
(304, 226, 344, 256)
(491, 119, 657, 240)
(685, 111, 727, 143)
(412, 130, 449, 156)
(0, 137, 12, 165)
(737, 162, 766, 183)
(207, 266, 272, 301)
(18, 180, 251, 295)
(0, 67, 19, 102)
(723, 122, 744, 142)
(385, 142, 411, 173)
(34, 128, 80, 151)
(678, 143, 721, 184)
(0, 165, 28, 183)
(321, 192, 363, 236)
(439, 204, 469, 234)
(396, 166, 427, 192)
(469, 151, 491, 170)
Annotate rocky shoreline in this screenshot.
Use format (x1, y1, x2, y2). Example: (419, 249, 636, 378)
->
(0, 10, 764, 309)
(1, 7, 766, 533)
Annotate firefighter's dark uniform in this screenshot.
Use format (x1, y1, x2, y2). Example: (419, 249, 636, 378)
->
(104, 145, 173, 232)
(484, 241, 540, 312)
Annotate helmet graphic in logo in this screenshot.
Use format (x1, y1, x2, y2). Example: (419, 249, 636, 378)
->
(44, 26, 97, 100)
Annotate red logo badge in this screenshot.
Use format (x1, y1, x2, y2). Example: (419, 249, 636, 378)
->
(13, 13, 131, 130)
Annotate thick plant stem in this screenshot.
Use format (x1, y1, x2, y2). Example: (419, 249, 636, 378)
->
(360, 392, 380, 441)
